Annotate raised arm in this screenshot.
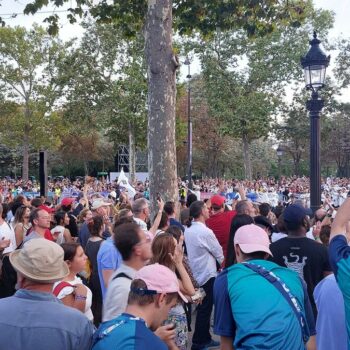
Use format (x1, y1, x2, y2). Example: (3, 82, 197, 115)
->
(170, 243, 195, 297)
(238, 183, 246, 201)
(330, 198, 350, 241)
(149, 198, 164, 235)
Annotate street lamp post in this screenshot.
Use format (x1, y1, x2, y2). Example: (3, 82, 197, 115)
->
(301, 31, 330, 212)
(276, 144, 284, 179)
(184, 56, 193, 190)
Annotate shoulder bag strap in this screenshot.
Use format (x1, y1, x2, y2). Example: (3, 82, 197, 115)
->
(53, 281, 74, 297)
(243, 262, 309, 342)
(112, 272, 132, 281)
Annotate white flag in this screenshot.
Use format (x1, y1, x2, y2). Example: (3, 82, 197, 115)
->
(118, 168, 136, 199)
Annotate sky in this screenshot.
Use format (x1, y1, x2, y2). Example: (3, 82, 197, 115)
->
(313, 0, 349, 38)
(0, 1, 349, 91)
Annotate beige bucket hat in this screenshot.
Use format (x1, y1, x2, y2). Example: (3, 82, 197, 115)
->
(9, 239, 69, 283)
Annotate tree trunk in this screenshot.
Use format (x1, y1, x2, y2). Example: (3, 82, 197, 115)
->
(22, 136, 29, 181)
(83, 160, 89, 175)
(294, 151, 301, 176)
(294, 159, 300, 176)
(145, 0, 178, 212)
(128, 121, 136, 183)
(22, 105, 31, 182)
(242, 133, 252, 180)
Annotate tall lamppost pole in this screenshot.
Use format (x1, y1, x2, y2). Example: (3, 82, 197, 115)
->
(184, 56, 192, 190)
(301, 32, 330, 212)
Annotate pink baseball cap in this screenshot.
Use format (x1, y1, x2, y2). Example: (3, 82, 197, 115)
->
(234, 224, 272, 256)
(134, 263, 188, 302)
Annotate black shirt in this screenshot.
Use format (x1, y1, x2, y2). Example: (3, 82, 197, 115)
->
(270, 236, 331, 317)
(66, 212, 78, 237)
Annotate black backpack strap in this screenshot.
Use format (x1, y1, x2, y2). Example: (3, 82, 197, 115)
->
(243, 262, 309, 343)
(112, 272, 132, 281)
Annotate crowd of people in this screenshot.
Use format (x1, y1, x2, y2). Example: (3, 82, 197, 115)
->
(0, 175, 350, 349)
(2, 175, 350, 209)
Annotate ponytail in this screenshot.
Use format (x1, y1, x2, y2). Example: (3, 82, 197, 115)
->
(186, 216, 194, 228)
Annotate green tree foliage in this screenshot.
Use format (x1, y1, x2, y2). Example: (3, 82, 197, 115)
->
(190, 4, 333, 179)
(334, 38, 350, 89)
(60, 23, 147, 180)
(275, 80, 338, 176)
(203, 57, 277, 179)
(21, 0, 309, 205)
(275, 95, 310, 176)
(23, 0, 308, 38)
(321, 103, 350, 177)
(0, 25, 71, 181)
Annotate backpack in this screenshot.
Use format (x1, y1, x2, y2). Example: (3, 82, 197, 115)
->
(0, 224, 22, 298)
(0, 255, 17, 297)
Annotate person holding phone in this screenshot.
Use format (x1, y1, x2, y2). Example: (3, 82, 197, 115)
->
(93, 264, 183, 350)
(150, 233, 195, 350)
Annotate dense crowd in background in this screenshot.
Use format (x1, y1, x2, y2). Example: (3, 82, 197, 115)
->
(1, 174, 350, 208)
(0, 174, 350, 349)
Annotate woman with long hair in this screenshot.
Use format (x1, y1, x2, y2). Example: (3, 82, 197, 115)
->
(51, 211, 73, 245)
(8, 195, 29, 222)
(166, 225, 199, 288)
(53, 242, 93, 322)
(12, 205, 31, 247)
(150, 233, 195, 350)
(84, 215, 104, 326)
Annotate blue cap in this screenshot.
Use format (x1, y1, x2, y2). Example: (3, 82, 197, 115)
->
(283, 204, 311, 224)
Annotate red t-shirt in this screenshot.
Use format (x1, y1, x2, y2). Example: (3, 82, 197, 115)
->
(206, 210, 236, 260)
(44, 229, 54, 241)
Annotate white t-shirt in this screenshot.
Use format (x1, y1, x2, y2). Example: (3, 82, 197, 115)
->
(53, 276, 93, 321)
(0, 221, 16, 253)
(51, 225, 66, 245)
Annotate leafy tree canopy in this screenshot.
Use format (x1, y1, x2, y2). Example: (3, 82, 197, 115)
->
(23, 0, 308, 37)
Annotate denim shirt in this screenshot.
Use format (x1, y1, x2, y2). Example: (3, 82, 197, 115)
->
(0, 289, 93, 350)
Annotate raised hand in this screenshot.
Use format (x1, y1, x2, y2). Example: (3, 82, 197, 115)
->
(169, 242, 184, 266)
(154, 324, 176, 343)
(157, 197, 164, 212)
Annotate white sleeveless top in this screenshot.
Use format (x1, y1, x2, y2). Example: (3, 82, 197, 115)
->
(53, 275, 93, 322)
(51, 225, 66, 245)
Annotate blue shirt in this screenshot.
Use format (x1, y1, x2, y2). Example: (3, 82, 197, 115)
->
(169, 218, 184, 232)
(214, 260, 315, 350)
(314, 274, 348, 350)
(329, 235, 350, 348)
(0, 289, 93, 350)
(93, 313, 167, 350)
(97, 237, 122, 298)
